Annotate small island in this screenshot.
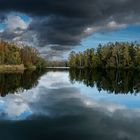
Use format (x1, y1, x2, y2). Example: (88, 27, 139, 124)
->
(0, 40, 46, 72)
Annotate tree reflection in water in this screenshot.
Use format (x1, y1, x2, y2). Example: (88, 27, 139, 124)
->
(69, 69, 140, 94)
(0, 70, 46, 97)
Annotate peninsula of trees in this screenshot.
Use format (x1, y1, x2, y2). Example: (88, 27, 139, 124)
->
(0, 40, 46, 71)
(68, 42, 140, 69)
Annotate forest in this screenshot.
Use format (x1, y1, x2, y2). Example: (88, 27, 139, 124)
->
(0, 40, 46, 70)
(68, 42, 140, 69)
(46, 60, 68, 67)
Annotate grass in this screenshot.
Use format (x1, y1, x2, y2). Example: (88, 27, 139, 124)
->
(0, 64, 25, 72)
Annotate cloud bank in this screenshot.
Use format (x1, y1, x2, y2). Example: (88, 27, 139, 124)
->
(0, 0, 140, 59)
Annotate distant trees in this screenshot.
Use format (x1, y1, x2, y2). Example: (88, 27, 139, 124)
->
(68, 42, 140, 69)
(0, 40, 46, 69)
(46, 60, 68, 67)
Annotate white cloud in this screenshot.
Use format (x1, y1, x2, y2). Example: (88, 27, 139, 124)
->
(5, 15, 29, 31)
(0, 29, 4, 33)
(83, 99, 126, 113)
(107, 21, 127, 30)
(84, 21, 127, 36)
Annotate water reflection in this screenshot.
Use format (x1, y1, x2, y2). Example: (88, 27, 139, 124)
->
(69, 69, 140, 94)
(0, 70, 140, 140)
(0, 70, 45, 97)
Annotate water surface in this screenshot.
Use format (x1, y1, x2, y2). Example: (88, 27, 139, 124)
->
(0, 69, 140, 140)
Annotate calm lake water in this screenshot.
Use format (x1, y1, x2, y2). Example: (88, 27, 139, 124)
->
(0, 69, 140, 140)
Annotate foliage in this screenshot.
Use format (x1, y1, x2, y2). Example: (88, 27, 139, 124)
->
(46, 60, 68, 67)
(0, 40, 46, 69)
(68, 42, 140, 69)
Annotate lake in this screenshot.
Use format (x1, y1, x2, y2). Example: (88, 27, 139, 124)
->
(0, 69, 140, 140)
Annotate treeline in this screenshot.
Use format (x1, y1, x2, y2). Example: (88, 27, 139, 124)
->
(69, 69, 140, 94)
(0, 40, 46, 69)
(68, 42, 140, 69)
(46, 60, 68, 67)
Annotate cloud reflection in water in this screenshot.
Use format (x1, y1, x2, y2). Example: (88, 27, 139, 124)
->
(0, 71, 139, 140)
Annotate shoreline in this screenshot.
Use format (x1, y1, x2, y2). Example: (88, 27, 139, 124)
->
(46, 67, 70, 69)
(0, 64, 37, 73)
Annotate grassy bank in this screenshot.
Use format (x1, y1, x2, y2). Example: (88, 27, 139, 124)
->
(0, 64, 25, 72)
(0, 64, 40, 73)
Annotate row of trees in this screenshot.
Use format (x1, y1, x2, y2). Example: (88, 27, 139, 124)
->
(0, 40, 46, 69)
(46, 60, 68, 67)
(68, 42, 140, 69)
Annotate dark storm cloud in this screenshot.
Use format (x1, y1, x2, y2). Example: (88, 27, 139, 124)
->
(29, 16, 86, 46)
(0, 30, 17, 40)
(0, 0, 140, 18)
(0, 13, 6, 22)
(50, 45, 74, 51)
(0, 0, 140, 57)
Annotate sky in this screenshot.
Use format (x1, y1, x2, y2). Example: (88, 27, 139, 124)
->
(0, 0, 140, 60)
